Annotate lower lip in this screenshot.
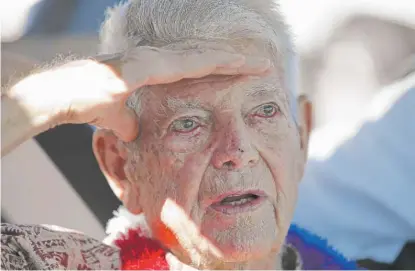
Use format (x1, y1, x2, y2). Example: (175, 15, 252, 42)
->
(210, 196, 266, 215)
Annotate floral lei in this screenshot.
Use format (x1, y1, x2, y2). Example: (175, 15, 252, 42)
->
(108, 207, 359, 270)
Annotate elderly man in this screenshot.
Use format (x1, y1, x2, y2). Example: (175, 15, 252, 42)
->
(1, 0, 357, 270)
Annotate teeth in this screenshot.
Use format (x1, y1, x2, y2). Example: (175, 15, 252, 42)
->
(222, 197, 252, 206)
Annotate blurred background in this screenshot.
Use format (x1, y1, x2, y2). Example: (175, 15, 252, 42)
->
(2, 0, 415, 269)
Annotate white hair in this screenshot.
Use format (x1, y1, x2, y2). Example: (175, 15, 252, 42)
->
(99, 0, 298, 120)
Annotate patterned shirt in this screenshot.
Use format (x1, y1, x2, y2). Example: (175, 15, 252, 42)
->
(0, 223, 304, 270)
(1, 224, 119, 270)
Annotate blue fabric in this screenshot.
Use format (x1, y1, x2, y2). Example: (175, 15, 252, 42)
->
(65, 0, 122, 34)
(294, 80, 415, 263)
(287, 224, 359, 270)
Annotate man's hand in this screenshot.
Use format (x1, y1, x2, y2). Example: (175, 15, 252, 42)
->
(9, 46, 270, 142)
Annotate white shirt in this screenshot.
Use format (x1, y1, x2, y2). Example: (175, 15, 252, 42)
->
(293, 73, 415, 263)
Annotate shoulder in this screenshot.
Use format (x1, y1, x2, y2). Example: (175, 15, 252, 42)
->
(1, 223, 120, 270)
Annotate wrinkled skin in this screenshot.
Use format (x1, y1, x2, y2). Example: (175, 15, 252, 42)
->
(94, 46, 309, 270)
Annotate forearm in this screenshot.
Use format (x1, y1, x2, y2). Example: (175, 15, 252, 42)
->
(1, 76, 59, 157)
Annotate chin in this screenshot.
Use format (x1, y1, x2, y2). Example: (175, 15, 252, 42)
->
(201, 203, 279, 262)
(220, 236, 277, 263)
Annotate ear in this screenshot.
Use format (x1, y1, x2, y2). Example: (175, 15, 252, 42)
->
(92, 129, 143, 214)
(297, 95, 313, 159)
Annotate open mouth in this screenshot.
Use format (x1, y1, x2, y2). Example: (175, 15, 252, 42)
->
(210, 191, 265, 215)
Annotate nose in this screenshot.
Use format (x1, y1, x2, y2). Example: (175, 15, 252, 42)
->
(211, 120, 259, 170)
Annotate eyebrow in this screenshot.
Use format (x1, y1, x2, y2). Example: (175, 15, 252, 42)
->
(245, 82, 282, 97)
(164, 96, 202, 112)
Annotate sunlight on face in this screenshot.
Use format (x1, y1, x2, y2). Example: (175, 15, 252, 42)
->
(161, 199, 223, 266)
(123, 50, 303, 266)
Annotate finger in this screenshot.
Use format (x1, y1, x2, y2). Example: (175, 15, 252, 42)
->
(180, 42, 238, 54)
(152, 50, 246, 81)
(81, 59, 130, 95)
(178, 50, 245, 76)
(104, 77, 130, 95)
(169, 52, 270, 79)
(143, 56, 269, 86)
(163, 47, 244, 68)
(213, 57, 271, 75)
(122, 48, 246, 87)
(93, 52, 124, 76)
(120, 47, 270, 90)
(183, 49, 246, 69)
(106, 106, 139, 142)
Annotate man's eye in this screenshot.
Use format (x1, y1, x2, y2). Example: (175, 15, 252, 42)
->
(254, 103, 280, 118)
(171, 118, 200, 133)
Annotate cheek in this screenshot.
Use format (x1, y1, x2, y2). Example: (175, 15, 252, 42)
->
(164, 128, 210, 152)
(253, 121, 301, 233)
(124, 143, 174, 214)
(166, 148, 214, 215)
(253, 119, 301, 191)
(252, 118, 290, 150)
(131, 138, 213, 214)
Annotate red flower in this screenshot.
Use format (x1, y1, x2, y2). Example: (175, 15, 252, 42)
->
(115, 228, 169, 270)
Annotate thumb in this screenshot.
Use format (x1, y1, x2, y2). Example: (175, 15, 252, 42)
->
(109, 107, 139, 142)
